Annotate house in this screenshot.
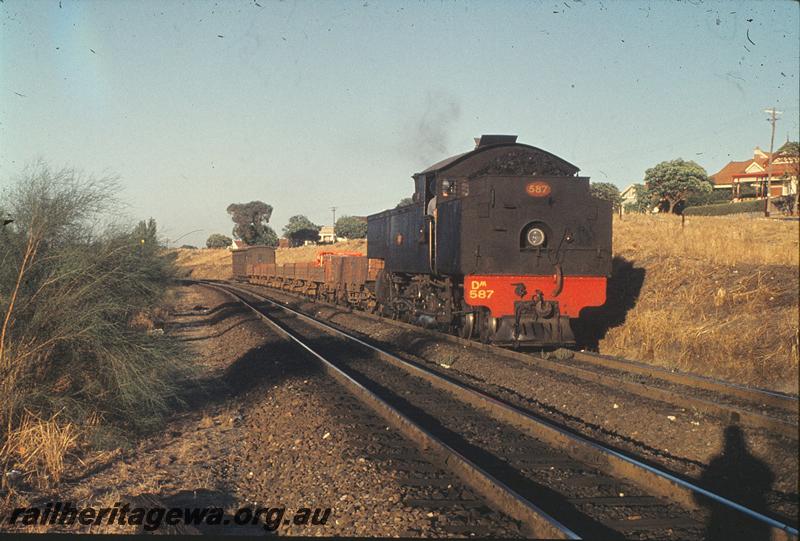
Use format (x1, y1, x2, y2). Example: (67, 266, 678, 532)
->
(711, 146, 799, 199)
(620, 184, 639, 213)
(229, 239, 246, 251)
(318, 225, 336, 243)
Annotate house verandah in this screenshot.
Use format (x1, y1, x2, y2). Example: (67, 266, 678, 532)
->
(711, 146, 799, 200)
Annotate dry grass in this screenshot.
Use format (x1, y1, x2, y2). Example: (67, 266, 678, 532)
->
(276, 239, 367, 264)
(173, 240, 368, 279)
(173, 248, 233, 280)
(0, 411, 80, 489)
(599, 214, 799, 393)
(615, 214, 799, 267)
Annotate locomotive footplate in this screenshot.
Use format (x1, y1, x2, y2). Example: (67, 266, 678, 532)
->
(491, 299, 575, 346)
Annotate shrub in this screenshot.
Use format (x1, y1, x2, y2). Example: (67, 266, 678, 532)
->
(772, 195, 796, 215)
(684, 189, 731, 208)
(682, 199, 764, 216)
(0, 162, 192, 447)
(206, 233, 232, 248)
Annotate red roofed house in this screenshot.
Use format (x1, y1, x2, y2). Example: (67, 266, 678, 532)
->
(711, 146, 799, 199)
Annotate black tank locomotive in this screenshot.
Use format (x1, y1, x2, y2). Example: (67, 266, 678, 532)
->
(367, 135, 612, 346)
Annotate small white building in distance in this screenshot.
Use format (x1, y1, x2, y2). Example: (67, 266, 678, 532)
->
(318, 225, 336, 243)
(620, 184, 638, 213)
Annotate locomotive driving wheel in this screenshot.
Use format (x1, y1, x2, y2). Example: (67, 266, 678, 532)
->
(477, 307, 497, 344)
(457, 312, 475, 339)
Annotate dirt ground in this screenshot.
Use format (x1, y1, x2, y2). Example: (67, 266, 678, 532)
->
(0, 284, 518, 536)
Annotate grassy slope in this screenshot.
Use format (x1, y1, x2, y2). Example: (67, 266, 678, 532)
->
(597, 214, 798, 393)
(174, 221, 798, 392)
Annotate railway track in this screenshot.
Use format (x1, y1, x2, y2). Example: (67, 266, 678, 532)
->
(231, 279, 799, 523)
(229, 279, 798, 441)
(197, 280, 798, 540)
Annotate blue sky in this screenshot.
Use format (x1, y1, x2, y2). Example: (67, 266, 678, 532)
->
(1, 0, 798, 246)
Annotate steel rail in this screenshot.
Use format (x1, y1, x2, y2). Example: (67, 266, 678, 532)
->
(208, 280, 798, 540)
(200, 281, 578, 539)
(569, 351, 798, 413)
(229, 280, 797, 439)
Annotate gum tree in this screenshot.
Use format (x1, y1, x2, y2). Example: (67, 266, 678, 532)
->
(334, 216, 367, 239)
(282, 215, 321, 246)
(226, 201, 275, 245)
(643, 159, 712, 214)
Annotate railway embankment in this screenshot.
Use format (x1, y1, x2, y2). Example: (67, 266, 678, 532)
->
(594, 213, 798, 394)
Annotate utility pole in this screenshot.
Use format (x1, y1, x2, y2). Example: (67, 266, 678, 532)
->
(330, 206, 337, 226)
(764, 107, 782, 217)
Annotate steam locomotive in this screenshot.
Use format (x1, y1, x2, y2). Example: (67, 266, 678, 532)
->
(234, 135, 612, 347)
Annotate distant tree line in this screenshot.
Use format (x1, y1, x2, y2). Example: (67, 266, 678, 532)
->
(212, 143, 800, 248)
(206, 200, 369, 250)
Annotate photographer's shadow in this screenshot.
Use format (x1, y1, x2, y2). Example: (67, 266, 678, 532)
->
(695, 425, 775, 541)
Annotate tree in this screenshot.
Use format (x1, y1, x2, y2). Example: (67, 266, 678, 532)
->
(206, 233, 232, 248)
(776, 141, 800, 215)
(589, 182, 622, 212)
(396, 197, 414, 208)
(776, 141, 799, 156)
(334, 215, 367, 239)
(261, 226, 279, 247)
(282, 215, 321, 247)
(622, 183, 657, 214)
(226, 201, 275, 245)
(132, 218, 158, 247)
(643, 159, 712, 214)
